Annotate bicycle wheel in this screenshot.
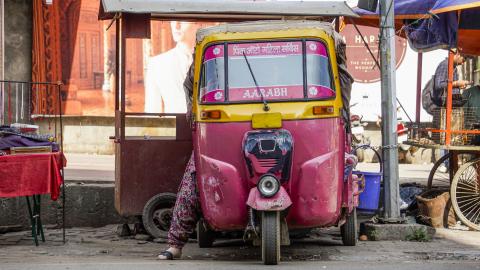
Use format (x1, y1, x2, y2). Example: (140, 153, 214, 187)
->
(427, 153, 451, 190)
(451, 158, 480, 231)
(427, 153, 473, 191)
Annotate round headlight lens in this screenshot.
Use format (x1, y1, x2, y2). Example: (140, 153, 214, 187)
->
(258, 175, 280, 198)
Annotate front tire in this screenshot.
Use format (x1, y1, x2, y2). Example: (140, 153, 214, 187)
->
(341, 208, 358, 246)
(261, 211, 281, 265)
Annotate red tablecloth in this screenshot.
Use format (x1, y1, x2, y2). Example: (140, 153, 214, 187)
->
(0, 152, 66, 200)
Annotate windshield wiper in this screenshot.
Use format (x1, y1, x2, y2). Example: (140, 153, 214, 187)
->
(242, 52, 269, 112)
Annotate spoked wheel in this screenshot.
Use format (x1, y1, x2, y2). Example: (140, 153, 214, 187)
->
(341, 208, 358, 246)
(142, 193, 177, 238)
(451, 158, 480, 231)
(427, 153, 452, 191)
(428, 153, 474, 191)
(261, 211, 281, 265)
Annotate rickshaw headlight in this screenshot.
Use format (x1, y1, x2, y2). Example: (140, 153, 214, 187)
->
(258, 174, 280, 198)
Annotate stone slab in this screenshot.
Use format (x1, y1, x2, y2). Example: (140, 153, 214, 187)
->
(362, 222, 436, 241)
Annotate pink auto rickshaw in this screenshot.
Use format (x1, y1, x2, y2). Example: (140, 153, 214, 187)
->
(191, 21, 361, 265)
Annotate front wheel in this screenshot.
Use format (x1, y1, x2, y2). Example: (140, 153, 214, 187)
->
(261, 211, 281, 265)
(341, 208, 358, 246)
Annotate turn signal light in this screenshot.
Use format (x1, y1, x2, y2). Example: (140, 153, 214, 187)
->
(313, 106, 334, 115)
(200, 110, 222, 120)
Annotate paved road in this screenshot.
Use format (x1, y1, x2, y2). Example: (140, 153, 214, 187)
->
(1, 225, 480, 270)
(63, 153, 434, 184)
(64, 153, 114, 182)
(2, 260, 479, 270)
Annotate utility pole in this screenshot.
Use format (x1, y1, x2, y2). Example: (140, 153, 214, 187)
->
(379, 0, 401, 221)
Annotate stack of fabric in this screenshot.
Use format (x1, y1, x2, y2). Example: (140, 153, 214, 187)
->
(0, 125, 59, 153)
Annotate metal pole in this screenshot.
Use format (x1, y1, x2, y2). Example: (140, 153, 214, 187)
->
(57, 82, 66, 244)
(415, 53, 423, 123)
(445, 51, 454, 146)
(379, 0, 401, 221)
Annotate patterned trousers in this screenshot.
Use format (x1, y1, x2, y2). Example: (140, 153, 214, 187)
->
(167, 153, 201, 248)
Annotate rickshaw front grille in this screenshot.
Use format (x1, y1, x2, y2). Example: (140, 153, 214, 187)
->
(243, 129, 293, 181)
(258, 158, 280, 168)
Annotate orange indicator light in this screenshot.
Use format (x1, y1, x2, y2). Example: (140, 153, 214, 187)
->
(313, 106, 334, 115)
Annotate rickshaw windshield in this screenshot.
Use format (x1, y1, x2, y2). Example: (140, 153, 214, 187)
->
(199, 40, 334, 103)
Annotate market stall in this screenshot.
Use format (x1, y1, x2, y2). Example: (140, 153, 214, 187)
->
(353, 0, 480, 231)
(0, 81, 66, 245)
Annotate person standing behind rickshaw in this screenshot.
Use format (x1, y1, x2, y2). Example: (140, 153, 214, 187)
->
(432, 50, 470, 172)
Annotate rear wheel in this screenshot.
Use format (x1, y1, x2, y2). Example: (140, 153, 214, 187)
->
(341, 208, 358, 246)
(197, 219, 215, 248)
(142, 193, 176, 238)
(261, 211, 281, 265)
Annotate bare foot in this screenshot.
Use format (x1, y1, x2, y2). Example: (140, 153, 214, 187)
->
(158, 247, 182, 260)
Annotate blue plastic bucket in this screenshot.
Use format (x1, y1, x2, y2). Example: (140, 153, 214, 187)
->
(353, 171, 382, 213)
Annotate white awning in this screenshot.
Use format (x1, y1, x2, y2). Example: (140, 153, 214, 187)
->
(100, 0, 358, 20)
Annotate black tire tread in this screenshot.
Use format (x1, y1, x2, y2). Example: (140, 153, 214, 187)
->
(262, 211, 280, 265)
(341, 208, 357, 246)
(142, 193, 177, 239)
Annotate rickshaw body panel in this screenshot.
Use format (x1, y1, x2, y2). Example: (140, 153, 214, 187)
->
(194, 118, 346, 231)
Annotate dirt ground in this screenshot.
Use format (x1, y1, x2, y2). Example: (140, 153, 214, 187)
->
(1, 224, 480, 265)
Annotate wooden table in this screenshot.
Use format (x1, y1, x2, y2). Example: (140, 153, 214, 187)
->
(0, 152, 66, 245)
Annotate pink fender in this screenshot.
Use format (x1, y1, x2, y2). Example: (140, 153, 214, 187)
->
(343, 172, 362, 213)
(246, 186, 292, 211)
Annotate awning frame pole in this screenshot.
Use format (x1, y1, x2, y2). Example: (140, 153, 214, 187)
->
(415, 53, 423, 123)
(445, 50, 454, 146)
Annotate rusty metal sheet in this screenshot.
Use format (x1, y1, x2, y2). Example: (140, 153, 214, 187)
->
(124, 13, 151, 39)
(115, 139, 192, 216)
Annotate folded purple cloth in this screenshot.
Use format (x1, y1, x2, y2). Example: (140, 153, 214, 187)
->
(0, 134, 59, 151)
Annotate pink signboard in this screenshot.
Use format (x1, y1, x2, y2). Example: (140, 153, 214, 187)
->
(228, 41, 302, 57)
(341, 24, 407, 83)
(229, 86, 304, 102)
